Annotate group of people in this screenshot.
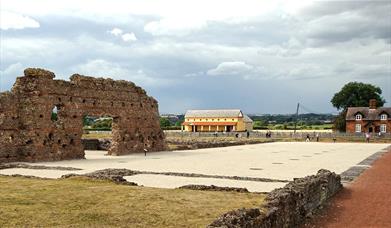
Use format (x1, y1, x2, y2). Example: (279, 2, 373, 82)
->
(305, 133, 320, 142)
(265, 131, 272, 138)
(235, 130, 250, 138)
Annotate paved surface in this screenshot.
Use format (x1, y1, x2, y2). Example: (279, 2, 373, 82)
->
(305, 147, 391, 228)
(0, 142, 389, 192)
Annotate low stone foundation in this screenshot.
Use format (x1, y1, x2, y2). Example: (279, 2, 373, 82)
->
(166, 138, 272, 150)
(208, 169, 342, 228)
(178, 185, 249, 193)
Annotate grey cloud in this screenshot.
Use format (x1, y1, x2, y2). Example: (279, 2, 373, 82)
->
(1, 1, 390, 112)
(303, 1, 391, 46)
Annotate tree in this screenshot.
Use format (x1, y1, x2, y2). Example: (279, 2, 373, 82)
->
(175, 120, 184, 127)
(331, 82, 386, 132)
(331, 82, 385, 110)
(159, 117, 171, 128)
(333, 110, 346, 132)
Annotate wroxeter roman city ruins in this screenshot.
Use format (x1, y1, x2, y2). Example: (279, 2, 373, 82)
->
(0, 68, 166, 163)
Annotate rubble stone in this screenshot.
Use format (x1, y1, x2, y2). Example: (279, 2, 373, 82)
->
(178, 185, 250, 193)
(208, 169, 342, 228)
(0, 68, 166, 163)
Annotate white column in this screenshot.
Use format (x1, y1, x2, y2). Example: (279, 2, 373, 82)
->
(224, 126, 227, 132)
(193, 125, 196, 132)
(233, 125, 236, 131)
(201, 126, 204, 131)
(217, 126, 219, 131)
(209, 126, 211, 131)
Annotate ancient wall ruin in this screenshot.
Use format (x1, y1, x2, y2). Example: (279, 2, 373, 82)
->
(208, 169, 342, 228)
(0, 68, 166, 163)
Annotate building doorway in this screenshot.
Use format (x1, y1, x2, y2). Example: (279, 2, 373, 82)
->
(226, 126, 233, 132)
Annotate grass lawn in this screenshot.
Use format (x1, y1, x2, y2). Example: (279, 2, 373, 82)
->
(0, 176, 265, 227)
(82, 132, 112, 139)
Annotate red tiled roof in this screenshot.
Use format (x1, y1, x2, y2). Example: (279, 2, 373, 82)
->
(346, 107, 391, 120)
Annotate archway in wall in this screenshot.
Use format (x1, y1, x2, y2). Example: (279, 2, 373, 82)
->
(82, 115, 115, 152)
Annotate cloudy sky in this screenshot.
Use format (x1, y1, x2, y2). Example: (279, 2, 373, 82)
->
(1, 0, 390, 114)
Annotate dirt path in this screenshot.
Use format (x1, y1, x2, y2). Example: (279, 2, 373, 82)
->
(305, 148, 391, 228)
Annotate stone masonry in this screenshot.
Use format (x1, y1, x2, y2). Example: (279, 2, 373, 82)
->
(0, 68, 166, 163)
(208, 169, 342, 228)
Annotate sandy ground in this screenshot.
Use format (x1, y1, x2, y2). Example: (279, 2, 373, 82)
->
(1, 142, 389, 192)
(305, 147, 391, 227)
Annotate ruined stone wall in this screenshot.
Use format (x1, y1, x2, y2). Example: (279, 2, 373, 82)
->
(0, 68, 166, 163)
(208, 169, 342, 228)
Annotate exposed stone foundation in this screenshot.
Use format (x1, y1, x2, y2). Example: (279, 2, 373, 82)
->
(0, 68, 166, 163)
(178, 185, 249, 193)
(208, 169, 342, 228)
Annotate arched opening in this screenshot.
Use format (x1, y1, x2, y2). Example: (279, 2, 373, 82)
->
(51, 105, 59, 121)
(82, 115, 114, 151)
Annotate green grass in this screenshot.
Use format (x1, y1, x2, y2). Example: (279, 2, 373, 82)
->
(82, 132, 112, 139)
(0, 176, 265, 227)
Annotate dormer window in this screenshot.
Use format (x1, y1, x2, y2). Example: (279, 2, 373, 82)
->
(355, 114, 362, 121)
(380, 114, 387, 120)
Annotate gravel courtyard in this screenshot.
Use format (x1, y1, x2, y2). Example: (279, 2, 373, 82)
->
(1, 142, 389, 192)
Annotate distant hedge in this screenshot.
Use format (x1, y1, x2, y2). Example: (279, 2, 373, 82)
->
(161, 126, 182, 130)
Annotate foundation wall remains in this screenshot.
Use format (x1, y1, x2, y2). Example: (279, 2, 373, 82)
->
(208, 169, 342, 228)
(0, 68, 166, 163)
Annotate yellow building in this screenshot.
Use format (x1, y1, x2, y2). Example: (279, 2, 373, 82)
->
(182, 109, 253, 132)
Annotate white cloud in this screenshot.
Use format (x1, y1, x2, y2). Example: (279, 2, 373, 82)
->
(1, 0, 311, 35)
(121, 33, 137, 42)
(72, 59, 161, 87)
(207, 61, 265, 79)
(0, 11, 40, 30)
(108, 28, 137, 42)
(109, 28, 123, 36)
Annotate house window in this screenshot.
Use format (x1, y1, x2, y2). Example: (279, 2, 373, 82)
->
(380, 114, 387, 120)
(355, 124, 361, 133)
(217, 119, 220, 121)
(232, 119, 234, 121)
(380, 124, 387, 133)
(355, 114, 362, 120)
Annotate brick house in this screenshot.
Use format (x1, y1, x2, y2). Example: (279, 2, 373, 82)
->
(346, 99, 391, 133)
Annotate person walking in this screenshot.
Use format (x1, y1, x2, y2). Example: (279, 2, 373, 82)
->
(306, 134, 310, 142)
(144, 148, 148, 156)
(316, 133, 319, 142)
(246, 130, 250, 138)
(365, 132, 370, 143)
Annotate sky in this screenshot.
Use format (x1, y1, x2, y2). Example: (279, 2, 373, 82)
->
(0, 0, 390, 114)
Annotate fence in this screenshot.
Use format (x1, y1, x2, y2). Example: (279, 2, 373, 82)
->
(164, 130, 391, 140)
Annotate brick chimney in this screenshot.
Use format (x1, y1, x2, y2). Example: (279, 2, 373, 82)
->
(369, 99, 377, 109)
